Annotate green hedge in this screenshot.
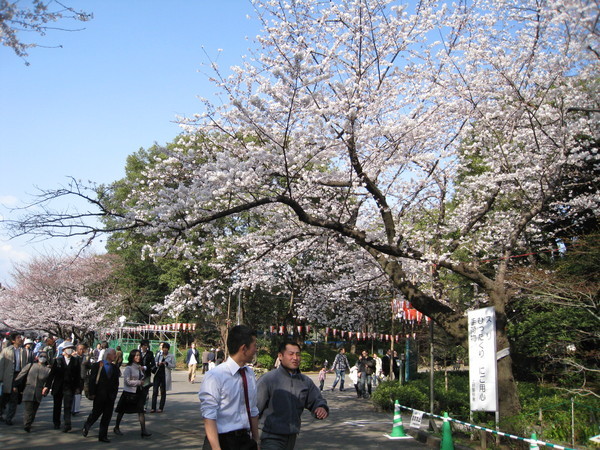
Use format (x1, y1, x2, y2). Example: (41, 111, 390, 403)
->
(299, 351, 313, 371)
(371, 380, 428, 412)
(371, 372, 600, 446)
(256, 352, 275, 369)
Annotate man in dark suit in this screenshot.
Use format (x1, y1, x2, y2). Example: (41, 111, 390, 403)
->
(42, 342, 81, 432)
(82, 347, 120, 443)
(139, 339, 156, 381)
(139, 339, 155, 409)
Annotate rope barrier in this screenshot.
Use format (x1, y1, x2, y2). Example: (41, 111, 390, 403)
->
(396, 404, 577, 450)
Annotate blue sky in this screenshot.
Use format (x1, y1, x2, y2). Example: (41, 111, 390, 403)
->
(0, 1, 259, 284)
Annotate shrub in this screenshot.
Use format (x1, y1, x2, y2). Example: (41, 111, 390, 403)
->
(255, 352, 275, 369)
(371, 380, 428, 412)
(299, 351, 313, 371)
(507, 383, 600, 445)
(372, 370, 599, 446)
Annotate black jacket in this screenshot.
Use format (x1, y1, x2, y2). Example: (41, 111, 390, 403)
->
(141, 350, 156, 379)
(89, 362, 120, 401)
(358, 356, 375, 375)
(381, 355, 391, 376)
(45, 355, 81, 393)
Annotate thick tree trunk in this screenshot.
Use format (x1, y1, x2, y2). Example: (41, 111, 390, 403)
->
(494, 297, 521, 419)
(377, 253, 522, 420)
(496, 332, 521, 419)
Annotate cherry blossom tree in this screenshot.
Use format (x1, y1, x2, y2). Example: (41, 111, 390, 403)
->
(0, 254, 121, 342)
(159, 227, 394, 332)
(1, 0, 92, 63)
(5, 0, 599, 419)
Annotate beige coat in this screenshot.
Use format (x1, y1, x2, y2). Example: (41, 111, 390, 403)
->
(15, 363, 51, 402)
(0, 345, 28, 389)
(154, 353, 175, 391)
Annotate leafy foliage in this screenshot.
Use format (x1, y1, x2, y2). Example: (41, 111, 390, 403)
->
(5, 0, 599, 419)
(507, 233, 600, 395)
(371, 380, 429, 413)
(299, 351, 314, 372)
(255, 351, 275, 369)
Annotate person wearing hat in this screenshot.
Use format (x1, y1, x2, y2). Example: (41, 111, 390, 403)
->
(23, 338, 35, 365)
(57, 337, 74, 355)
(42, 342, 81, 432)
(14, 351, 52, 432)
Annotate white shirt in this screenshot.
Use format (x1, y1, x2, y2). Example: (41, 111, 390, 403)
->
(189, 352, 198, 366)
(198, 356, 259, 433)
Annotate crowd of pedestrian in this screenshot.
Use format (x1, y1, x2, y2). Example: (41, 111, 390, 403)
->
(0, 332, 177, 443)
(1, 327, 399, 449)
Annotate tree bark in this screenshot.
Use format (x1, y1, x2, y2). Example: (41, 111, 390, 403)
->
(374, 250, 522, 419)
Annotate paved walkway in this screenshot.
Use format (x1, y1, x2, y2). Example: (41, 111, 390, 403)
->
(0, 370, 428, 449)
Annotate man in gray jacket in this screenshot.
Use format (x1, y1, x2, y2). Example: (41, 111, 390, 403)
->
(257, 341, 328, 449)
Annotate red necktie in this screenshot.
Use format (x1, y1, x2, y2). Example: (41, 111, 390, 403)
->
(239, 367, 252, 427)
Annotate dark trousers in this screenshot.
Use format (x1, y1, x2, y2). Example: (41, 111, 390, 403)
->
(151, 374, 166, 410)
(52, 387, 74, 428)
(23, 400, 41, 428)
(202, 429, 258, 450)
(261, 431, 297, 450)
(202, 362, 209, 373)
(84, 396, 116, 440)
(0, 387, 19, 422)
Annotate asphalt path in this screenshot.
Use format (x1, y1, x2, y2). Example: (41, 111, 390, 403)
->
(0, 369, 428, 449)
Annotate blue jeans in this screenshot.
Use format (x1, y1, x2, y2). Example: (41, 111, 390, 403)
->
(331, 369, 346, 390)
(358, 373, 372, 398)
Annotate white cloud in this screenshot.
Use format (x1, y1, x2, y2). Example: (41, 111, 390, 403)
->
(0, 195, 19, 207)
(0, 241, 30, 286)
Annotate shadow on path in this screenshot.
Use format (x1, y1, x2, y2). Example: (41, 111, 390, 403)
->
(0, 370, 427, 449)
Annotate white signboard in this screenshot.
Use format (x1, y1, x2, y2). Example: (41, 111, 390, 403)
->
(410, 410, 424, 429)
(468, 306, 498, 412)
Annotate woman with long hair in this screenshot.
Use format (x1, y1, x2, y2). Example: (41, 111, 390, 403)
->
(113, 349, 151, 438)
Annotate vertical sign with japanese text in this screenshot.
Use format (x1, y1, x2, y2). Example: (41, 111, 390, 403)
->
(468, 306, 498, 412)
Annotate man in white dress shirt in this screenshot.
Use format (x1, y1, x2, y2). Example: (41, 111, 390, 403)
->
(199, 325, 259, 450)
